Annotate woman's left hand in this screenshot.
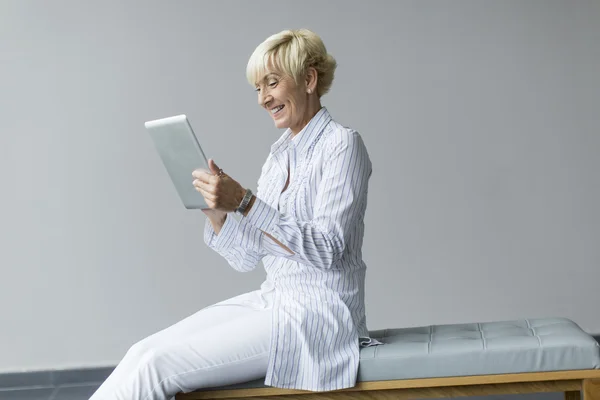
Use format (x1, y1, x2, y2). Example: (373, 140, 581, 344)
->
(193, 159, 246, 213)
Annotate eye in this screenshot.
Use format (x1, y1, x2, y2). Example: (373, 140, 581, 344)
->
(268, 81, 278, 87)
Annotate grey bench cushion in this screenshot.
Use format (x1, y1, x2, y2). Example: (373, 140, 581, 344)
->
(200, 317, 600, 391)
(359, 317, 600, 381)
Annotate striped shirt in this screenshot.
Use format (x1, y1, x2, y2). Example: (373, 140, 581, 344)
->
(204, 107, 381, 391)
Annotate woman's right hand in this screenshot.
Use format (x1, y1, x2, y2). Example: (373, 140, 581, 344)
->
(193, 161, 229, 221)
(194, 162, 228, 232)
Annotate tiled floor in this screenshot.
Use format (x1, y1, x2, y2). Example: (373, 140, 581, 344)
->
(0, 383, 100, 400)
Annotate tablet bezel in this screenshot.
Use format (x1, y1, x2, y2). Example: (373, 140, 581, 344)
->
(145, 114, 210, 210)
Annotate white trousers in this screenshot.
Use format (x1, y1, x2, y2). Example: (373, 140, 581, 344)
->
(89, 288, 274, 400)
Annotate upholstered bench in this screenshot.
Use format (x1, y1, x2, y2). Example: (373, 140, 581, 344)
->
(176, 317, 600, 400)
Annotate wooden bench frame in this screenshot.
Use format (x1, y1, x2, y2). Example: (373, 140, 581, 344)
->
(176, 370, 600, 400)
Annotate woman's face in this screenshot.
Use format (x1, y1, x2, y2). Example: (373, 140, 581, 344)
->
(256, 70, 308, 134)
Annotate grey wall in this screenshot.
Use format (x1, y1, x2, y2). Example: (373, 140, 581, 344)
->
(0, 0, 598, 373)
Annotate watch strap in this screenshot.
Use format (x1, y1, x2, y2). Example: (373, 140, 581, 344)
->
(235, 188, 253, 215)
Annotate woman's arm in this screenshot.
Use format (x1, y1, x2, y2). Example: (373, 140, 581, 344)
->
(239, 129, 372, 269)
(203, 209, 227, 235)
(204, 213, 266, 272)
(240, 197, 294, 255)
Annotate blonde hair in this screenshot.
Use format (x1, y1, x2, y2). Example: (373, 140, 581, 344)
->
(246, 29, 337, 98)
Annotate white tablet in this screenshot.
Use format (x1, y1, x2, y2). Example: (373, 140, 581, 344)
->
(145, 114, 210, 209)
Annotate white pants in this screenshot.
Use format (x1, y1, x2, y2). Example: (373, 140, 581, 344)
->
(89, 288, 274, 400)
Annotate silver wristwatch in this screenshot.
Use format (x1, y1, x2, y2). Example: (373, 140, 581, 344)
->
(235, 188, 253, 216)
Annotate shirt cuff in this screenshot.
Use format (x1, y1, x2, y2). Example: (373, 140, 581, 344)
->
(204, 217, 216, 247)
(242, 196, 279, 234)
(210, 213, 239, 252)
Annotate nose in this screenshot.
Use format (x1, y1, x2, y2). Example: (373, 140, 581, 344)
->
(258, 91, 272, 108)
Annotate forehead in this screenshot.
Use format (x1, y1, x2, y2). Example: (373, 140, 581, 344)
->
(253, 56, 285, 85)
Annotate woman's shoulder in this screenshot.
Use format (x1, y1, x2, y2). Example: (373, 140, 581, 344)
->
(321, 120, 369, 155)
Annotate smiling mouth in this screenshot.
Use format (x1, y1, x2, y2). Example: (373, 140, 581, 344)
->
(271, 105, 284, 115)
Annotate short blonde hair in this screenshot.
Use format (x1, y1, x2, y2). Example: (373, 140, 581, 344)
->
(246, 29, 337, 98)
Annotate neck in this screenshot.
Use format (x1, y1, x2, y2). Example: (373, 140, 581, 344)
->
(290, 97, 322, 136)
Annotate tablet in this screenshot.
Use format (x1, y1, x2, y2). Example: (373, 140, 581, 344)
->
(145, 114, 210, 209)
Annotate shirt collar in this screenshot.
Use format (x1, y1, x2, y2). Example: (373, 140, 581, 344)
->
(270, 107, 332, 156)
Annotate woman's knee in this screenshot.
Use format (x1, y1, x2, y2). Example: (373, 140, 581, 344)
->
(128, 341, 173, 370)
(125, 337, 156, 363)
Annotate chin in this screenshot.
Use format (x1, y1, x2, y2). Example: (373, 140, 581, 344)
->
(273, 118, 289, 129)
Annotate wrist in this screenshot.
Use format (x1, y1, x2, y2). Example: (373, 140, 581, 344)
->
(235, 187, 254, 216)
(208, 212, 226, 224)
(242, 195, 256, 217)
(235, 186, 246, 207)
(208, 213, 227, 235)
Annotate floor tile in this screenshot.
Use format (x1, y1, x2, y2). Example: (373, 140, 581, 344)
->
(50, 384, 100, 400)
(0, 371, 52, 389)
(52, 367, 113, 386)
(0, 387, 54, 400)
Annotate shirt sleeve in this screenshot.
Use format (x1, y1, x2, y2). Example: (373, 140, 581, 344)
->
(204, 214, 266, 272)
(239, 129, 372, 270)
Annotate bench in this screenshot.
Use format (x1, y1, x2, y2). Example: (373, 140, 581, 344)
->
(176, 317, 600, 400)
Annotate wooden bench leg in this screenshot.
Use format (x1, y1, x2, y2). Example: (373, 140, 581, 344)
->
(583, 379, 600, 400)
(566, 391, 582, 400)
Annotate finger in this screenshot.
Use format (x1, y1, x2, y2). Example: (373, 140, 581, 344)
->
(192, 169, 213, 183)
(208, 159, 220, 176)
(193, 179, 214, 193)
(192, 168, 209, 179)
(194, 175, 218, 191)
(209, 159, 225, 178)
(195, 185, 216, 204)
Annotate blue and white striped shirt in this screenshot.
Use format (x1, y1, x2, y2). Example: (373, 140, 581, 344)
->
(204, 107, 380, 391)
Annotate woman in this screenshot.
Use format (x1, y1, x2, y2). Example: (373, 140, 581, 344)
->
(89, 28, 381, 400)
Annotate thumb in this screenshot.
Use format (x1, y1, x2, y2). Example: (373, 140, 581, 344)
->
(208, 158, 221, 175)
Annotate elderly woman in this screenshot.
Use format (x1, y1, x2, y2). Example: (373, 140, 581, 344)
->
(89, 29, 380, 400)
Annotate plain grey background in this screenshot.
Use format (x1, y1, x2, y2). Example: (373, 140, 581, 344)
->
(0, 0, 598, 374)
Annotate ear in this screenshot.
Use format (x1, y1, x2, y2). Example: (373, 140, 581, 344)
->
(305, 66, 318, 94)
